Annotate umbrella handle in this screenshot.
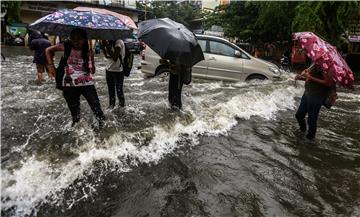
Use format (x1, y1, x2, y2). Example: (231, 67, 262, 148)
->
(299, 63, 315, 76)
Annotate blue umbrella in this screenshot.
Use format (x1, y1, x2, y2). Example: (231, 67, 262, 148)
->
(29, 9, 132, 40)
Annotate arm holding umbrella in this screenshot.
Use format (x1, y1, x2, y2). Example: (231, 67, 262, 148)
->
(101, 40, 120, 61)
(101, 40, 111, 59)
(303, 69, 334, 87)
(295, 65, 334, 87)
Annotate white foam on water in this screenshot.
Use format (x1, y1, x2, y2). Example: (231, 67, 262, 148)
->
(188, 85, 303, 135)
(337, 92, 360, 102)
(129, 81, 144, 87)
(1, 84, 303, 216)
(129, 90, 165, 96)
(331, 106, 360, 115)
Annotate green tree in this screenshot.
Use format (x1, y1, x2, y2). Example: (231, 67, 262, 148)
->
(203, 1, 298, 43)
(251, 1, 299, 42)
(136, 1, 202, 28)
(2, 1, 21, 23)
(292, 1, 360, 46)
(203, 2, 258, 41)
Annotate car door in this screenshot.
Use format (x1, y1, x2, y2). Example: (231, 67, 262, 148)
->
(207, 40, 243, 81)
(192, 38, 208, 79)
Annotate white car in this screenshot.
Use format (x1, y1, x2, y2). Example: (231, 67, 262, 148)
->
(140, 35, 282, 82)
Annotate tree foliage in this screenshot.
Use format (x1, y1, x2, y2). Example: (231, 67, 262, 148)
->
(1, 1, 21, 23)
(203, 2, 257, 40)
(292, 1, 360, 46)
(136, 1, 202, 28)
(204, 1, 360, 46)
(252, 1, 298, 42)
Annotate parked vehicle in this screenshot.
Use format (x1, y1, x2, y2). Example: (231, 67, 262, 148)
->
(124, 37, 145, 54)
(8, 22, 27, 46)
(141, 35, 282, 82)
(12, 35, 25, 46)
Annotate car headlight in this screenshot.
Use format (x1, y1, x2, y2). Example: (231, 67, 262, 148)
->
(269, 66, 281, 75)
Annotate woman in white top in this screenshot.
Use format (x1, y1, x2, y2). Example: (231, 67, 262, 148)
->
(102, 39, 126, 108)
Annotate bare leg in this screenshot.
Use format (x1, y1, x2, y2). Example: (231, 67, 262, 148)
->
(36, 64, 45, 85)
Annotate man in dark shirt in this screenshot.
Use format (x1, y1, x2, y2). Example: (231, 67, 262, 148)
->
(29, 32, 53, 85)
(295, 64, 334, 139)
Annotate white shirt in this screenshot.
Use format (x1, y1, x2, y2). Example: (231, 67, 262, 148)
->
(106, 39, 125, 72)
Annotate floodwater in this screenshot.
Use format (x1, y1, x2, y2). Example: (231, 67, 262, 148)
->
(1, 47, 359, 217)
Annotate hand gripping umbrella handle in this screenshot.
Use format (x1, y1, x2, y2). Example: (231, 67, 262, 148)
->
(301, 63, 315, 76)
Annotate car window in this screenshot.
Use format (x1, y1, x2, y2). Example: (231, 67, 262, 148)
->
(198, 39, 206, 52)
(240, 51, 249, 59)
(209, 41, 235, 57)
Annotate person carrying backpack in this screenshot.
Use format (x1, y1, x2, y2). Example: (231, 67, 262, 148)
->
(46, 28, 105, 128)
(295, 63, 334, 140)
(101, 39, 129, 108)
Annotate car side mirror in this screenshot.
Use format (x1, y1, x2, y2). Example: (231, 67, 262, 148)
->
(235, 50, 241, 57)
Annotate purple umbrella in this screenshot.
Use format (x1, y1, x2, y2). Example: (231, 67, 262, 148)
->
(29, 9, 132, 40)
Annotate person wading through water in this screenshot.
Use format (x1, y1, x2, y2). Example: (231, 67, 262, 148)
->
(159, 59, 192, 110)
(29, 31, 53, 85)
(295, 63, 335, 140)
(101, 39, 126, 108)
(46, 28, 105, 128)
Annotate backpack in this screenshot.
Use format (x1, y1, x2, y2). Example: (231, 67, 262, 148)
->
(55, 42, 72, 90)
(121, 44, 134, 77)
(323, 86, 337, 109)
(95, 42, 101, 54)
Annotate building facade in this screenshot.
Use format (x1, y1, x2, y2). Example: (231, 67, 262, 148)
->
(10, 1, 143, 45)
(20, 1, 142, 25)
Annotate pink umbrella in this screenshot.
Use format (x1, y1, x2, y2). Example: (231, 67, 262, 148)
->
(74, 6, 137, 30)
(293, 32, 354, 88)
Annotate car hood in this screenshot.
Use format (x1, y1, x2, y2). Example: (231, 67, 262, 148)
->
(251, 57, 278, 68)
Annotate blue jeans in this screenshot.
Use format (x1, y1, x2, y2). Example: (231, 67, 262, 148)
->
(295, 94, 325, 139)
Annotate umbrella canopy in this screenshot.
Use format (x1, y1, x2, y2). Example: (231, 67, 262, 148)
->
(29, 9, 132, 40)
(74, 6, 137, 30)
(293, 32, 354, 88)
(138, 18, 204, 67)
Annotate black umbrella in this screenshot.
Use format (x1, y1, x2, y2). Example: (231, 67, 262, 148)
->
(138, 18, 204, 67)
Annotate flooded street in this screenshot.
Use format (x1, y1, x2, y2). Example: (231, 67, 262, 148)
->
(1, 47, 360, 217)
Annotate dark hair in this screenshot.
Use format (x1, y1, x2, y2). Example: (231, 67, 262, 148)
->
(70, 28, 90, 73)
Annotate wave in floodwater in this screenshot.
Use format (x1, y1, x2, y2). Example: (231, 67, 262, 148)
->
(1, 48, 359, 217)
(2, 87, 303, 215)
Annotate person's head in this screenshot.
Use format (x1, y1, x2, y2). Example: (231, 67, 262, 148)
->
(70, 28, 88, 50)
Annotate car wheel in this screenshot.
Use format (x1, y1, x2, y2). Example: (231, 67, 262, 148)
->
(246, 74, 267, 82)
(156, 68, 171, 77)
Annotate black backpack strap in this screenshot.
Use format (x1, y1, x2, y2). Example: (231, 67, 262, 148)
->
(119, 43, 126, 68)
(63, 41, 72, 62)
